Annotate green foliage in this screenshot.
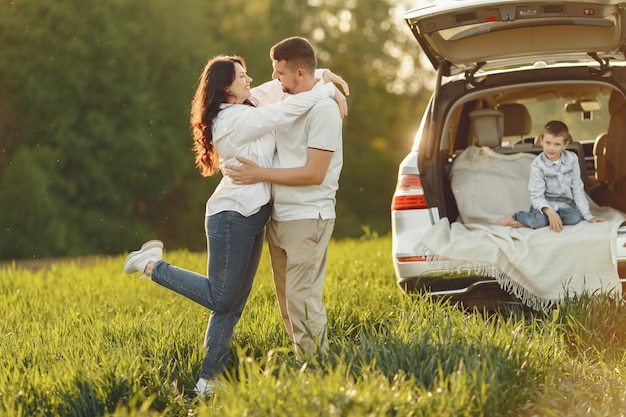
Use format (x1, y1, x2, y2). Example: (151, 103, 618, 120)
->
(0, 0, 206, 257)
(2, 237, 626, 416)
(0, 0, 429, 260)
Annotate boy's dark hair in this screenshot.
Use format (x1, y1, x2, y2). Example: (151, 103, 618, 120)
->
(270, 36, 317, 75)
(543, 120, 570, 140)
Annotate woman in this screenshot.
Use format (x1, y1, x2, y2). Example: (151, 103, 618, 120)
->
(123, 55, 342, 395)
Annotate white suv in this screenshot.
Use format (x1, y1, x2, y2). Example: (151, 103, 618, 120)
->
(391, 0, 626, 309)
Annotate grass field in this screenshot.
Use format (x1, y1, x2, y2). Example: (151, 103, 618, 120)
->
(2, 236, 626, 416)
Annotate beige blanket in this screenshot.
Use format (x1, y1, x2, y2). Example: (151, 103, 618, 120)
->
(414, 146, 624, 310)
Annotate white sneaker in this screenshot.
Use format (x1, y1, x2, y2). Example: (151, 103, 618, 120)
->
(123, 240, 163, 277)
(194, 378, 221, 396)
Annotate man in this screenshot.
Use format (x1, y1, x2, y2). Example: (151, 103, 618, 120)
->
(228, 36, 345, 356)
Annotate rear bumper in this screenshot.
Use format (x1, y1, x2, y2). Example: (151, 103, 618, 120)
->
(398, 273, 517, 310)
(398, 272, 626, 310)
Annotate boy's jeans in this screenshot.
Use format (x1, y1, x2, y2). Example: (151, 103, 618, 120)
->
(514, 205, 582, 229)
(150, 203, 270, 379)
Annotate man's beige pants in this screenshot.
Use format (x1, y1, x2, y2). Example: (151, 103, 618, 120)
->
(268, 217, 334, 357)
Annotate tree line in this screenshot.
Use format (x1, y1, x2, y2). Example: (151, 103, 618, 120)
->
(0, 0, 431, 259)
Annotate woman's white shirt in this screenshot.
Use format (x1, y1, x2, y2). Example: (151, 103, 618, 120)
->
(205, 80, 335, 217)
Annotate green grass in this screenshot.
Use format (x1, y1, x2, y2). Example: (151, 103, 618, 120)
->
(2, 236, 626, 416)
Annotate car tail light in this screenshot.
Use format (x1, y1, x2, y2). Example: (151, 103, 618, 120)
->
(397, 255, 445, 262)
(391, 174, 428, 210)
(398, 255, 429, 262)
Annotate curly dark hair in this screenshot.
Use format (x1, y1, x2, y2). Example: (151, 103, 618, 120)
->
(190, 55, 247, 177)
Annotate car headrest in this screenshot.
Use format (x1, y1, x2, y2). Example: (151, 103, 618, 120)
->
(498, 103, 532, 137)
(469, 109, 503, 148)
(609, 90, 626, 116)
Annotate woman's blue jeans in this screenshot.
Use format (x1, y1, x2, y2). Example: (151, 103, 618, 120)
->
(150, 203, 270, 379)
(514, 205, 582, 229)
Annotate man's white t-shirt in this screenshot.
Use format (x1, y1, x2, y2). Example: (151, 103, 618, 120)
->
(272, 98, 343, 221)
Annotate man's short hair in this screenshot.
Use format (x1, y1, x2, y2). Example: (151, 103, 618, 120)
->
(270, 36, 317, 74)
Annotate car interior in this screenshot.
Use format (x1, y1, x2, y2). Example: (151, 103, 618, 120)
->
(439, 82, 626, 222)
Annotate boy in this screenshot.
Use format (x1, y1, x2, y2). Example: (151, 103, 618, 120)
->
(497, 120, 606, 232)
